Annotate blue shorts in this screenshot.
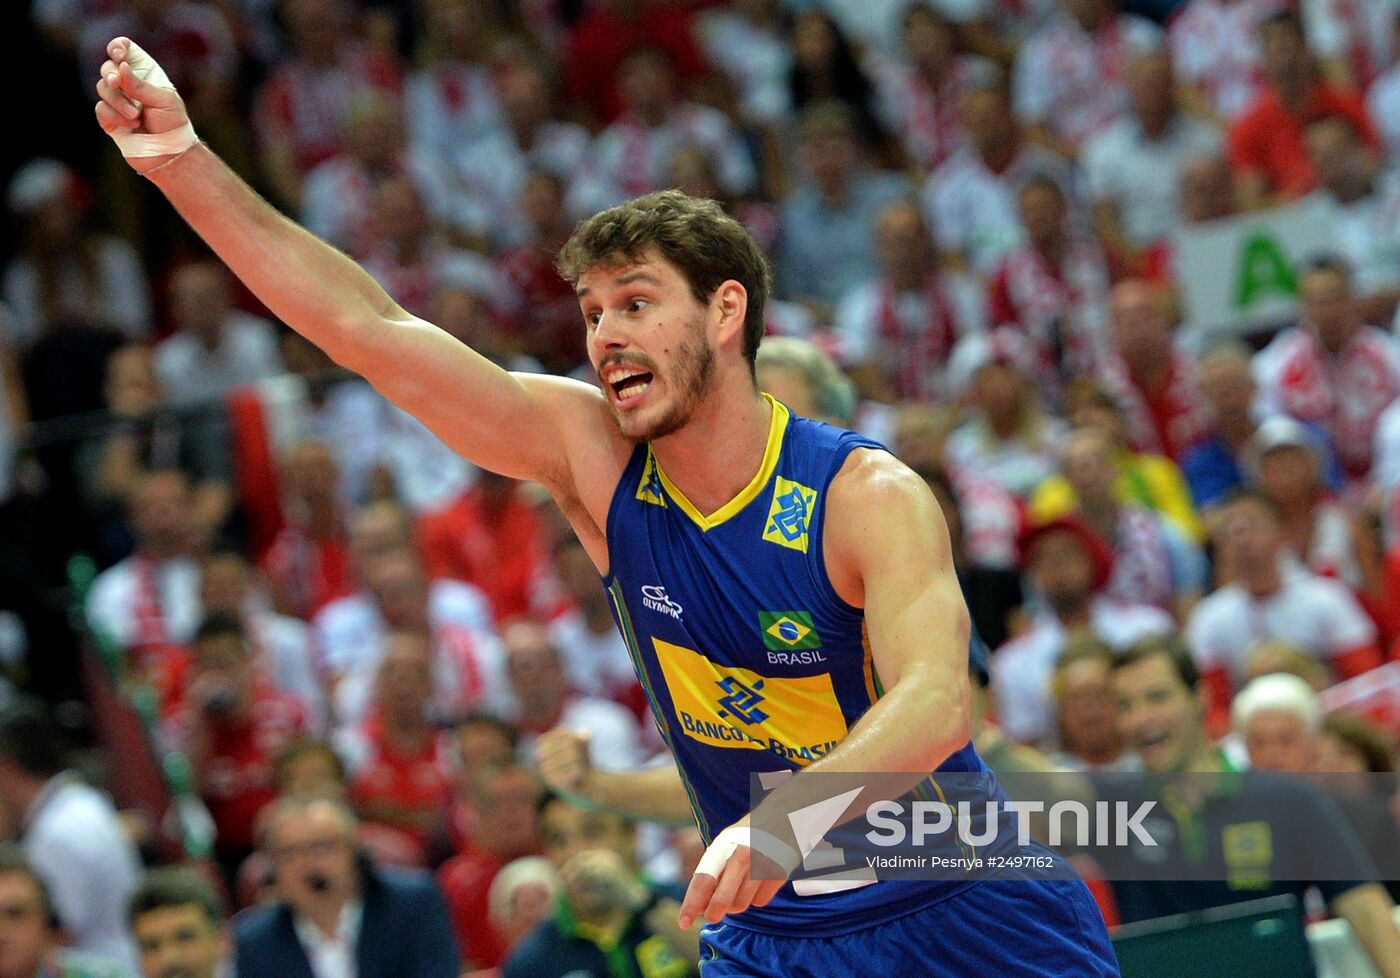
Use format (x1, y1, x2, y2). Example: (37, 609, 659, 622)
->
(698, 878, 1120, 977)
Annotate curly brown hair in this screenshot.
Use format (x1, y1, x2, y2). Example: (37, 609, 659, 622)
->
(556, 190, 771, 371)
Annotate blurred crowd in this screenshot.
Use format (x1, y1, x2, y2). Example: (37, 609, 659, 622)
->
(7, 0, 1400, 974)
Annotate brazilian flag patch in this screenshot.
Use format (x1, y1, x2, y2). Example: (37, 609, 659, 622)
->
(760, 611, 821, 650)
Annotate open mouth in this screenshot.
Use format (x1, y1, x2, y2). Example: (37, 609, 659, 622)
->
(604, 366, 654, 405)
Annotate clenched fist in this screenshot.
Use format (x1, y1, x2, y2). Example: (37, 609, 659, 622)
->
(93, 37, 198, 173)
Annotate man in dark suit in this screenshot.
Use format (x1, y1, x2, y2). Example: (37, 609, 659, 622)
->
(234, 796, 459, 978)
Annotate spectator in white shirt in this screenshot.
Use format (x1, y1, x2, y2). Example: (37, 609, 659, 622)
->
(502, 621, 642, 773)
(923, 77, 1076, 275)
(0, 699, 142, 974)
(1186, 491, 1382, 716)
(154, 260, 284, 407)
(316, 546, 508, 731)
(1082, 47, 1223, 278)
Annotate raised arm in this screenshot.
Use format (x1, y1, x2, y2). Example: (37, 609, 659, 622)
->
(92, 38, 626, 509)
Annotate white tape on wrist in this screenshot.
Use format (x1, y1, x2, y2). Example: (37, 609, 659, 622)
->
(113, 122, 198, 159)
(694, 826, 800, 879)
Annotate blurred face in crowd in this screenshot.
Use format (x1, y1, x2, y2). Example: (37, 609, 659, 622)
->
(555, 538, 607, 612)
(282, 0, 348, 61)
(199, 552, 250, 617)
(375, 632, 434, 725)
(876, 201, 930, 284)
(1315, 731, 1370, 773)
(131, 471, 193, 559)
(277, 745, 346, 799)
(503, 621, 566, 713)
(0, 871, 50, 978)
(757, 363, 820, 421)
(668, 148, 722, 204)
(1028, 530, 1097, 615)
(1255, 443, 1321, 505)
(343, 94, 404, 171)
(501, 65, 553, 135)
(372, 177, 431, 253)
(969, 361, 1023, 425)
(191, 631, 254, 719)
(430, 285, 495, 349)
(1218, 497, 1283, 579)
(520, 172, 566, 237)
(1306, 117, 1371, 200)
(288, 440, 339, 505)
(579, 250, 719, 444)
(1261, 18, 1308, 92)
(1056, 654, 1125, 762)
(1061, 429, 1119, 510)
(1125, 49, 1174, 131)
(1064, 0, 1111, 32)
(169, 263, 231, 344)
(365, 550, 431, 629)
(348, 504, 412, 576)
(1113, 652, 1205, 774)
(106, 344, 163, 416)
(804, 127, 859, 196)
(1066, 391, 1126, 446)
(963, 88, 1014, 157)
(618, 50, 675, 121)
(133, 902, 225, 978)
(1179, 156, 1235, 223)
(793, 11, 839, 71)
(267, 802, 360, 914)
(1243, 709, 1315, 773)
(426, 0, 488, 60)
(1111, 280, 1173, 371)
(893, 405, 950, 472)
(465, 765, 541, 859)
(1197, 352, 1255, 425)
(455, 720, 516, 780)
(1017, 181, 1066, 251)
(902, 6, 956, 74)
(1300, 266, 1357, 354)
(559, 848, 645, 924)
(498, 877, 554, 947)
(540, 798, 635, 869)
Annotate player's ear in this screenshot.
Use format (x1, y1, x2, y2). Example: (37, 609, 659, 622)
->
(712, 280, 748, 348)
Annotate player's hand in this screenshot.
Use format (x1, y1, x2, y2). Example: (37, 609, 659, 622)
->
(678, 817, 793, 928)
(94, 37, 196, 174)
(535, 727, 593, 796)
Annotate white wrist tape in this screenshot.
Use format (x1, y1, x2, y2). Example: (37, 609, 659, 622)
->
(108, 40, 198, 158)
(114, 123, 198, 159)
(695, 825, 800, 880)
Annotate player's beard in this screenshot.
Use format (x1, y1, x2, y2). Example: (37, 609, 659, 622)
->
(613, 324, 716, 444)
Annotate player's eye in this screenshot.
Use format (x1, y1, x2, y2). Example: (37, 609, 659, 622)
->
(585, 310, 601, 328)
(628, 298, 648, 313)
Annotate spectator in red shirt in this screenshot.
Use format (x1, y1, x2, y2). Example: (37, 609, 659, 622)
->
(340, 630, 453, 864)
(563, 0, 704, 125)
(1228, 11, 1379, 207)
(438, 763, 543, 970)
(167, 613, 310, 880)
(261, 438, 354, 622)
(417, 469, 552, 624)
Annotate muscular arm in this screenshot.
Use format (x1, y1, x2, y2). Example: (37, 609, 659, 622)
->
(681, 450, 973, 926)
(92, 39, 626, 521)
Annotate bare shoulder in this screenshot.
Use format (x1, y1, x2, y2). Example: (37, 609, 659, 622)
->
(824, 449, 949, 604)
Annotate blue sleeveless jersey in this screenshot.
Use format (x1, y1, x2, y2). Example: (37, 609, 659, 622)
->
(601, 395, 991, 935)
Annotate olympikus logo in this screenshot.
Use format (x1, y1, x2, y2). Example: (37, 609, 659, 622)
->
(641, 584, 683, 620)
